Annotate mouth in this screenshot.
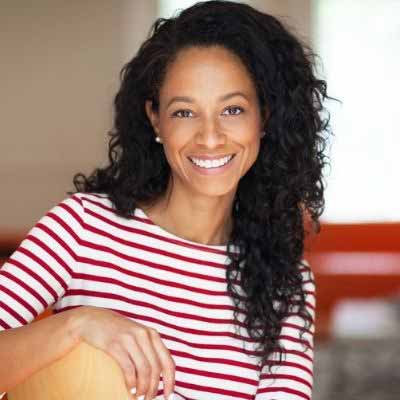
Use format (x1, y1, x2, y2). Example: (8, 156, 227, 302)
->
(188, 154, 236, 168)
(187, 153, 237, 175)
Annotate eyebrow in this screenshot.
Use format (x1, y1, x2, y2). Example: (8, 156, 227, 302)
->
(166, 91, 250, 109)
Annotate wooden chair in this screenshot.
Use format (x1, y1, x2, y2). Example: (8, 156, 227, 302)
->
(7, 341, 133, 400)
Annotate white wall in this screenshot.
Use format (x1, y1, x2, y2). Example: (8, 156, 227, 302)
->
(311, 0, 400, 222)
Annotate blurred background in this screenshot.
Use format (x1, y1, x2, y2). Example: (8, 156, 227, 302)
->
(1, 0, 399, 398)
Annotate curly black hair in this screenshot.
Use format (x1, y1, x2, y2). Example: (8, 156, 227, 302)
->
(71, 0, 333, 372)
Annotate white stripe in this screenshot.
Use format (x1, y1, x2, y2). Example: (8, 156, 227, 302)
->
(0, 290, 31, 327)
(66, 278, 242, 318)
(10, 246, 69, 298)
(0, 275, 42, 317)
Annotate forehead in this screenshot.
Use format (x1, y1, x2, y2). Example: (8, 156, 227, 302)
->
(160, 45, 256, 97)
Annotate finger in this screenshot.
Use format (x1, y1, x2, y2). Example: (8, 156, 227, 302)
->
(148, 329, 176, 400)
(134, 328, 163, 400)
(107, 341, 138, 393)
(123, 331, 153, 399)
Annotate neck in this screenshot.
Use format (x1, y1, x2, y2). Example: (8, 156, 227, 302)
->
(139, 179, 235, 246)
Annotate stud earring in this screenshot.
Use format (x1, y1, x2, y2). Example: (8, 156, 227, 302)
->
(155, 136, 162, 143)
(261, 131, 266, 138)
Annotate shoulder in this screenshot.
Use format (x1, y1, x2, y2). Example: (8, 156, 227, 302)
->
(41, 192, 113, 233)
(64, 192, 113, 216)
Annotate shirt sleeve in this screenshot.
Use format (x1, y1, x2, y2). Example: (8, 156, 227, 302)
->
(254, 260, 316, 400)
(0, 193, 85, 331)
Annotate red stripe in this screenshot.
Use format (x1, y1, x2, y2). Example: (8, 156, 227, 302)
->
(56, 301, 261, 343)
(54, 305, 262, 357)
(61, 289, 256, 341)
(55, 305, 269, 359)
(63, 287, 313, 349)
(82, 195, 233, 256)
(171, 348, 260, 371)
(52, 202, 85, 236)
(0, 269, 47, 309)
(18, 241, 69, 293)
(64, 287, 244, 326)
(0, 283, 37, 319)
(167, 329, 264, 355)
(36, 220, 77, 264)
(282, 321, 313, 336)
(0, 317, 11, 329)
(260, 373, 313, 389)
(54, 305, 266, 356)
(76, 256, 313, 315)
(76, 255, 227, 295)
(177, 363, 258, 386)
(256, 386, 310, 400)
(77, 245, 227, 285)
(70, 194, 84, 208)
(71, 272, 246, 313)
(39, 199, 85, 240)
(82, 212, 227, 270)
(163, 331, 261, 356)
(173, 378, 254, 399)
(280, 348, 313, 363)
(0, 296, 28, 325)
(54, 301, 314, 367)
(290, 299, 316, 311)
(265, 359, 313, 377)
(285, 311, 313, 323)
(279, 334, 313, 350)
(26, 233, 73, 278)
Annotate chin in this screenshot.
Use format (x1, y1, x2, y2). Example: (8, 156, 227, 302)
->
(191, 182, 237, 198)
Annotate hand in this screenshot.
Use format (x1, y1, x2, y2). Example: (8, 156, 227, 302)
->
(73, 305, 175, 400)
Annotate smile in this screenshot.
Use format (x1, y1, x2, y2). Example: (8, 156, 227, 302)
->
(188, 154, 235, 169)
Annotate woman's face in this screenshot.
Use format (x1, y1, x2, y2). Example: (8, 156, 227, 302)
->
(145, 45, 264, 199)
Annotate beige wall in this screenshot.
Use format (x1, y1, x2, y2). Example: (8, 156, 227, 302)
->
(0, 0, 310, 234)
(0, 0, 157, 233)
(250, 0, 311, 42)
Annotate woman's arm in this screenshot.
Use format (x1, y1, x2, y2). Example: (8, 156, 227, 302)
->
(0, 306, 82, 391)
(0, 194, 84, 330)
(0, 195, 85, 393)
(254, 264, 316, 400)
(0, 194, 176, 399)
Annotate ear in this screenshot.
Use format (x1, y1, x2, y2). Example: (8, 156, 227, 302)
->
(145, 100, 160, 135)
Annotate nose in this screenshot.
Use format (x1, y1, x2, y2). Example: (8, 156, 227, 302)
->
(194, 117, 226, 148)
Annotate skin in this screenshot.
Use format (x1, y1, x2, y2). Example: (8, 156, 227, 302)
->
(144, 45, 266, 246)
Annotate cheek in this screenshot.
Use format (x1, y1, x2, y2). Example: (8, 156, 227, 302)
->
(220, 112, 261, 141)
(159, 125, 190, 168)
(240, 130, 261, 165)
(161, 114, 197, 139)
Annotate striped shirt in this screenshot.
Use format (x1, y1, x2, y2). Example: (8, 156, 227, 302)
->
(0, 192, 316, 400)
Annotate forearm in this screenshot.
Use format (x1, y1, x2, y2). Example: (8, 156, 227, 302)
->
(0, 308, 83, 392)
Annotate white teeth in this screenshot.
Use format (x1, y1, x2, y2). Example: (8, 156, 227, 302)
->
(189, 155, 233, 169)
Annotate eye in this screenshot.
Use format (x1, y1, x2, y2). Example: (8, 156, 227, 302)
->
(222, 106, 244, 116)
(172, 109, 193, 118)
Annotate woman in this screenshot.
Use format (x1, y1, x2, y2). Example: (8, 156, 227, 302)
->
(0, 1, 331, 399)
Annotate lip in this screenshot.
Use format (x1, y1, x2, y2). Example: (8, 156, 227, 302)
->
(187, 154, 236, 176)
